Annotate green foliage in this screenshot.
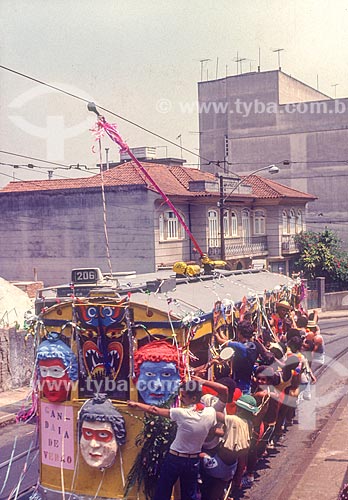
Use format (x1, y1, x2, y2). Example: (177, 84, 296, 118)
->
(294, 228, 348, 283)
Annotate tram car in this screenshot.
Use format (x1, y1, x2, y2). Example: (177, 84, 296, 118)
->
(29, 267, 300, 499)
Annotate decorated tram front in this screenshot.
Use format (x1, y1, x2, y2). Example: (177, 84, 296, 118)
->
(25, 270, 303, 499)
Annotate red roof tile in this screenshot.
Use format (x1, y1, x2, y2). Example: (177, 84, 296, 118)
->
(0, 162, 315, 201)
(244, 175, 316, 200)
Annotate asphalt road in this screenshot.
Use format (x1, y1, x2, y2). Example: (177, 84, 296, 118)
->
(0, 317, 347, 499)
(0, 420, 38, 500)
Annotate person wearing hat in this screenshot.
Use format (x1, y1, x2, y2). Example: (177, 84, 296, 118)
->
(200, 394, 258, 500)
(308, 313, 325, 368)
(270, 300, 297, 341)
(302, 310, 325, 368)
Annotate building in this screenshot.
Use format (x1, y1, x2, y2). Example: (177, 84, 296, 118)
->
(198, 70, 348, 246)
(0, 161, 315, 285)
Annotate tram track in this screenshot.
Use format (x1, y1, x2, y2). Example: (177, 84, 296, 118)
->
(0, 446, 39, 471)
(314, 345, 348, 379)
(244, 329, 348, 500)
(323, 335, 348, 347)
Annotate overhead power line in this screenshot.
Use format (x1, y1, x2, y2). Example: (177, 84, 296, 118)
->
(0, 150, 97, 172)
(0, 64, 225, 171)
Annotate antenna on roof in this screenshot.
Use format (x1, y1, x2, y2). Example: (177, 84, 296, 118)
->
(233, 54, 247, 74)
(258, 47, 261, 72)
(216, 57, 219, 79)
(198, 59, 211, 81)
(272, 48, 284, 71)
(331, 83, 339, 98)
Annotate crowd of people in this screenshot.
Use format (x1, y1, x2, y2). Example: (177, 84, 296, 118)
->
(128, 302, 325, 500)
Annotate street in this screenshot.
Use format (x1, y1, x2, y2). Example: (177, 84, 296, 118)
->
(0, 317, 347, 499)
(243, 317, 348, 500)
(0, 420, 38, 500)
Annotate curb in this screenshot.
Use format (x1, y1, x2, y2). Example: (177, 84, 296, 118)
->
(0, 412, 16, 427)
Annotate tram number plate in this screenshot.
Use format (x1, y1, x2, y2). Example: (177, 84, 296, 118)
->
(71, 268, 99, 283)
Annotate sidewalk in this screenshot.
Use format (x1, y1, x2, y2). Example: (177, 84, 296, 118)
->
(317, 309, 348, 319)
(0, 386, 31, 426)
(287, 394, 348, 500)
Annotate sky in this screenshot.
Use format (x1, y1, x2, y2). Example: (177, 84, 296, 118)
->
(1, 0, 348, 187)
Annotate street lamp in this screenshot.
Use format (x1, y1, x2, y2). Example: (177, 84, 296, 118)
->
(218, 164, 280, 260)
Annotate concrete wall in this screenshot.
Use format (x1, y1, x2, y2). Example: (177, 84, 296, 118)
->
(278, 72, 329, 104)
(324, 291, 348, 311)
(0, 186, 156, 286)
(0, 328, 34, 392)
(199, 70, 348, 247)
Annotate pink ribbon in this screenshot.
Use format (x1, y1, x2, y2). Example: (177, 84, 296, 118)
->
(93, 118, 204, 257)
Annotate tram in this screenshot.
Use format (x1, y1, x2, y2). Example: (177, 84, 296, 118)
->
(29, 266, 299, 499)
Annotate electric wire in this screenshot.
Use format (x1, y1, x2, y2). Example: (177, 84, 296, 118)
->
(0, 64, 227, 170)
(1, 66, 347, 178)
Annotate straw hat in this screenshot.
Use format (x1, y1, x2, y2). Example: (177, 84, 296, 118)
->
(276, 300, 291, 310)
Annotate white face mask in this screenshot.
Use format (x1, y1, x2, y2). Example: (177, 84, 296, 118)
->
(80, 420, 118, 469)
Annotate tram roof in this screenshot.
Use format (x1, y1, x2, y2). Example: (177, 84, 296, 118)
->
(124, 269, 295, 314)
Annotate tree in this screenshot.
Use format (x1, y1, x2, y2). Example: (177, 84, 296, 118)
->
(294, 228, 348, 284)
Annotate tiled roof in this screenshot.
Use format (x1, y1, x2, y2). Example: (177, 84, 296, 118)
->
(244, 175, 316, 200)
(0, 163, 147, 193)
(0, 161, 216, 197)
(0, 162, 315, 201)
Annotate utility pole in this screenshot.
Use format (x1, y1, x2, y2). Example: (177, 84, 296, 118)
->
(105, 148, 110, 170)
(218, 165, 280, 262)
(219, 175, 225, 260)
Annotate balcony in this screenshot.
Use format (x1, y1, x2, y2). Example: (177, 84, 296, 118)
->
(281, 234, 299, 254)
(208, 236, 268, 259)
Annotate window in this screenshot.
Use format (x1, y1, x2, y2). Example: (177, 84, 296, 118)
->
(289, 209, 296, 234)
(159, 210, 183, 241)
(254, 210, 266, 235)
(208, 210, 218, 238)
(297, 210, 303, 233)
(223, 210, 230, 237)
(282, 210, 289, 234)
(241, 209, 251, 241)
(231, 211, 238, 237)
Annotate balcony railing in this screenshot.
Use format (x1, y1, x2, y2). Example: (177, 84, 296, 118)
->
(281, 234, 299, 254)
(208, 236, 268, 259)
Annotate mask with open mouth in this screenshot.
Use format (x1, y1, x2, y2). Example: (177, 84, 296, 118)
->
(82, 340, 123, 380)
(83, 340, 105, 377)
(78, 304, 126, 380)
